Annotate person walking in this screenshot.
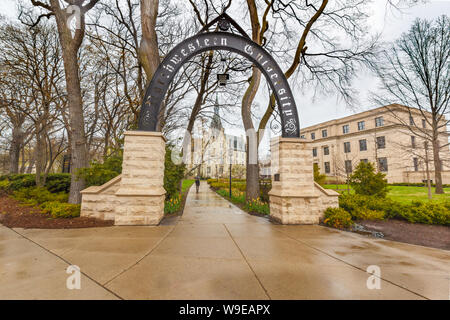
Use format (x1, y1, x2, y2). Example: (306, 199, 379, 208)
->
(195, 176, 200, 193)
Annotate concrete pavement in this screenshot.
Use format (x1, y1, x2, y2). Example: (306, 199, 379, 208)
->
(0, 182, 449, 299)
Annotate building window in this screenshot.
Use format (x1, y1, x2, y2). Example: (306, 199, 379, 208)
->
(207, 167, 211, 174)
(411, 136, 416, 148)
(378, 157, 388, 172)
(345, 160, 352, 174)
(375, 116, 384, 127)
(323, 146, 329, 155)
(311, 132, 315, 140)
(422, 119, 426, 128)
(409, 115, 415, 126)
(376, 136, 386, 149)
(342, 124, 349, 134)
(358, 121, 365, 131)
(361, 159, 368, 163)
(324, 162, 331, 174)
(322, 129, 327, 138)
(300, 134, 305, 139)
(344, 142, 351, 153)
(313, 148, 317, 157)
(359, 139, 367, 151)
(413, 158, 419, 171)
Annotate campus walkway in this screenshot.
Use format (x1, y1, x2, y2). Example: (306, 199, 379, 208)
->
(0, 182, 449, 299)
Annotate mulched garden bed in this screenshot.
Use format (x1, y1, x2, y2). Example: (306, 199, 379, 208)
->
(357, 219, 450, 250)
(0, 195, 113, 229)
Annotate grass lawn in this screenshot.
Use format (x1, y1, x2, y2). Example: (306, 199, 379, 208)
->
(323, 184, 450, 204)
(387, 186, 450, 204)
(182, 179, 195, 193)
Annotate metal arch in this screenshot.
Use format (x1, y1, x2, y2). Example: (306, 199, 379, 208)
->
(138, 32, 300, 138)
(197, 13, 251, 39)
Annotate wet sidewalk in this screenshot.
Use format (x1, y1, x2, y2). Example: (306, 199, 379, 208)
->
(0, 182, 449, 299)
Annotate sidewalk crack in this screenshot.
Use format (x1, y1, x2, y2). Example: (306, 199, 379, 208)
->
(9, 227, 124, 300)
(223, 223, 271, 300)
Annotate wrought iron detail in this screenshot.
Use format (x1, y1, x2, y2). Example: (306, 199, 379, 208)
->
(138, 15, 300, 138)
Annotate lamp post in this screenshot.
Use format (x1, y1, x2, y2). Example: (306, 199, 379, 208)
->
(229, 148, 232, 198)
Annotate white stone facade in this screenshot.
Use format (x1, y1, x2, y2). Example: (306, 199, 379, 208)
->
(81, 131, 165, 225)
(269, 137, 339, 224)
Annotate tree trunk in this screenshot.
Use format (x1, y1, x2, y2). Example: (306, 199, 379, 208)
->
(9, 126, 23, 174)
(140, 0, 163, 129)
(242, 66, 261, 201)
(26, 153, 35, 174)
(431, 135, 444, 194)
(19, 147, 26, 174)
(424, 141, 432, 200)
(34, 130, 44, 187)
(140, 0, 160, 81)
(63, 48, 88, 204)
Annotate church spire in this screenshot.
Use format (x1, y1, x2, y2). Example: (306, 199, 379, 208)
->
(211, 93, 223, 130)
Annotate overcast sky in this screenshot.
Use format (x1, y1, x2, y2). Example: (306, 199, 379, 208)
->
(2, 0, 449, 149)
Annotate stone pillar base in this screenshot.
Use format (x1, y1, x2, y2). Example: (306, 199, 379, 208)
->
(81, 131, 166, 226)
(268, 137, 339, 224)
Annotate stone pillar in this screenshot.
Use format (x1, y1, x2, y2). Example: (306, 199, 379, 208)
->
(114, 131, 166, 225)
(269, 137, 339, 224)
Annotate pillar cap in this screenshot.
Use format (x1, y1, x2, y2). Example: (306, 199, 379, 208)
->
(124, 130, 166, 142)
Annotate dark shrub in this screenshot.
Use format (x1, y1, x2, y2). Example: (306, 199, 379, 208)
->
(348, 161, 388, 197)
(45, 174, 71, 193)
(0, 173, 71, 193)
(164, 146, 186, 200)
(8, 174, 36, 190)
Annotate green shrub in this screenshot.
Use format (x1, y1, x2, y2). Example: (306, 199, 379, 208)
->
(13, 187, 68, 206)
(339, 193, 450, 225)
(314, 163, 326, 186)
(400, 201, 450, 225)
(352, 208, 385, 220)
(164, 146, 186, 200)
(0, 180, 11, 193)
(41, 201, 80, 218)
(323, 208, 354, 229)
(77, 154, 122, 187)
(348, 161, 388, 197)
(383, 201, 407, 219)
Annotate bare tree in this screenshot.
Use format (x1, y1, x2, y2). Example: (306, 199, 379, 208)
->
(372, 15, 449, 194)
(240, 0, 380, 201)
(26, 0, 101, 203)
